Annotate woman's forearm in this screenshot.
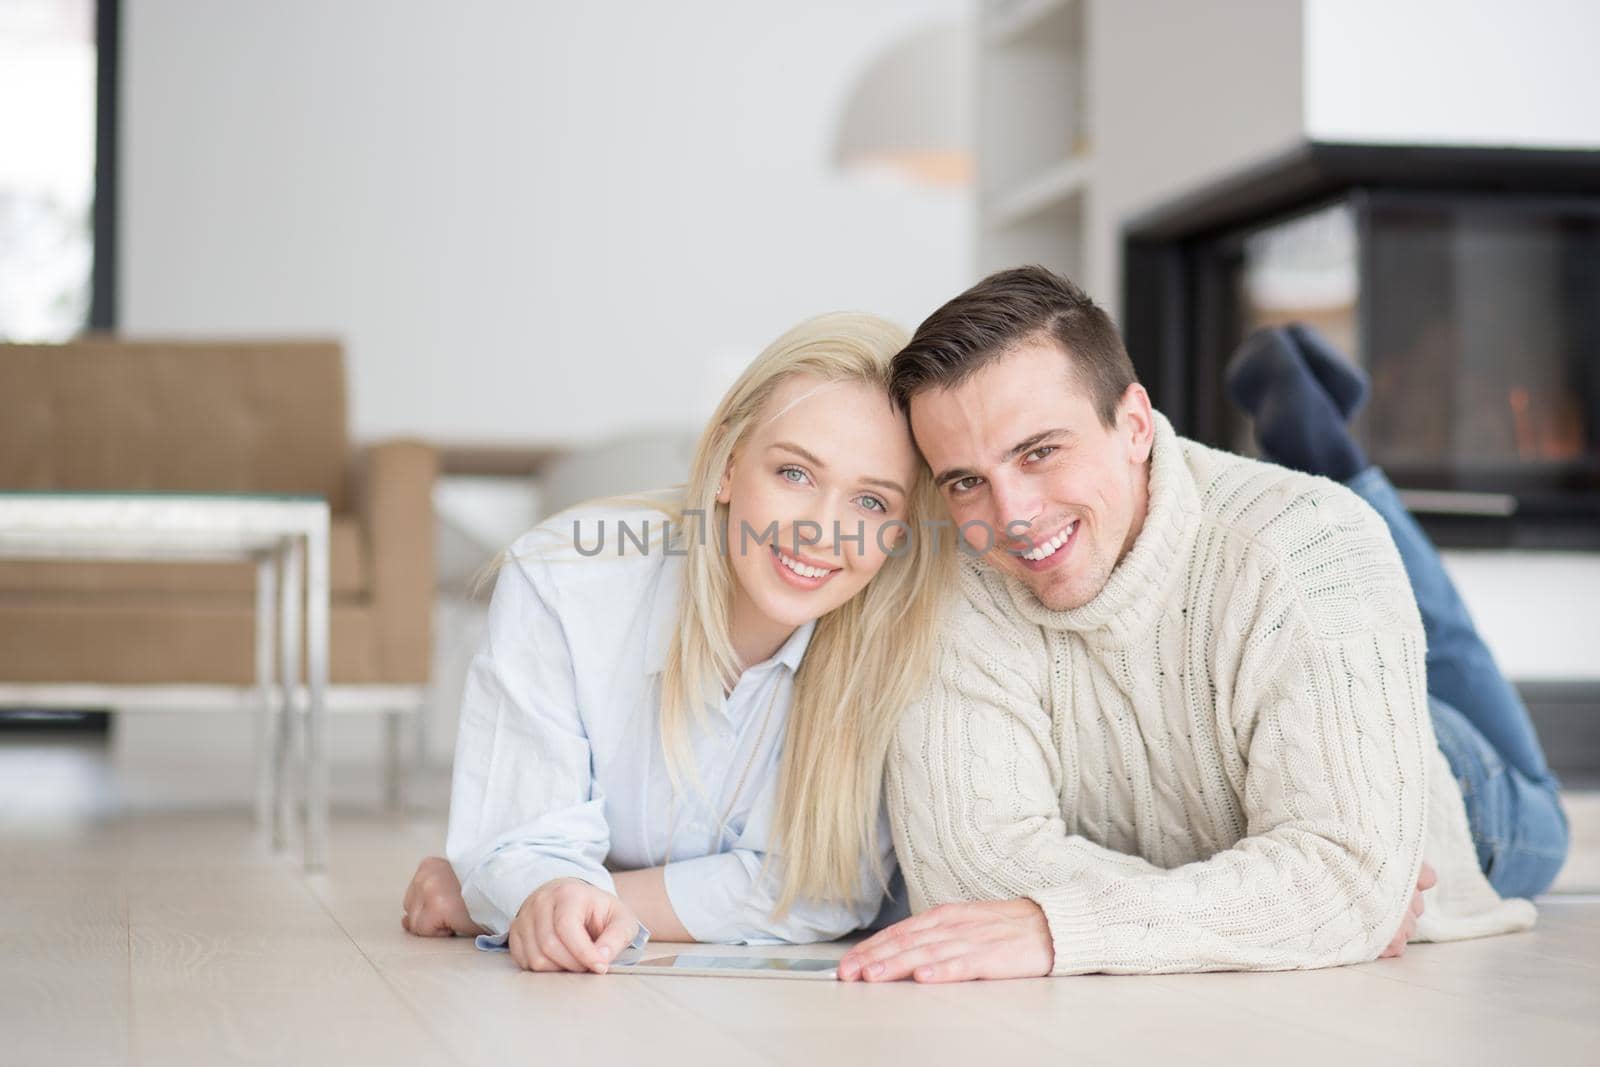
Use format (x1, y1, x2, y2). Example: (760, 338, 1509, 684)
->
(611, 866, 695, 942)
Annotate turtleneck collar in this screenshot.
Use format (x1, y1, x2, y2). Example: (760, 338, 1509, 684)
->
(995, 410, 1199, 646)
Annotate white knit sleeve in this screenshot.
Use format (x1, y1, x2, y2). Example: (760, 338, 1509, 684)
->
(888, 564, 1431, 974)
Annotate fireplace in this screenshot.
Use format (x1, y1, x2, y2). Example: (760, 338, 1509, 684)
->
(1123, 143, 1600, 547)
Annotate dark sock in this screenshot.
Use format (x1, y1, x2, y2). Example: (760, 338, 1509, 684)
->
(1225, 327, 1368, 482)
(1286, 323, 1369, 419)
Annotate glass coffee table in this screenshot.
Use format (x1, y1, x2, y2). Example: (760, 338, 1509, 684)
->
(0, 491, 332, 870)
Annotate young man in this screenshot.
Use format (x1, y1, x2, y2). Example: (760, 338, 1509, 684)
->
(839, 267, 1562, 983)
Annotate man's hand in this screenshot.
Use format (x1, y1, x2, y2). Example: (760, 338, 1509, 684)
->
(837, 899, 1054, 983)
(401, 856, 485, 938)
(509, 877, 641, 974)
(1379, 861, 1437, 959)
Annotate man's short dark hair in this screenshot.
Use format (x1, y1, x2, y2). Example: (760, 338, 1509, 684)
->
(890, 265, 1138, 427)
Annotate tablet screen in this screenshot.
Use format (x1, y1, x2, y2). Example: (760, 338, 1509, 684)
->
(625, 954, 838, 974)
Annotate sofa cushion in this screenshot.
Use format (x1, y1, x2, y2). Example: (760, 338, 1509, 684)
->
(0, 340, 349, 510)
(0, 599, 385, 684)
(0, 516, 369, 599)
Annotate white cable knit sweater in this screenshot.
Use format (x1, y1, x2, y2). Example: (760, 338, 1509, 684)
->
(887, 413, 1536, 975)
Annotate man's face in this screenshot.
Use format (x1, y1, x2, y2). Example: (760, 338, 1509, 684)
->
(909, 339, 1155, 612)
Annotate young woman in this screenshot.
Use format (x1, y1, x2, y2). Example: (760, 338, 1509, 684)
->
(400, 312, 951, 972)
(1228, 322, 1569, 899)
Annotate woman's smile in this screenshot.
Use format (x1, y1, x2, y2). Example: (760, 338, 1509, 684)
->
(770, 544, 841, 589)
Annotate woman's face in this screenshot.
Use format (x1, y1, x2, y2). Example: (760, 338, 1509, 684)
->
(717, 375, 918, 634)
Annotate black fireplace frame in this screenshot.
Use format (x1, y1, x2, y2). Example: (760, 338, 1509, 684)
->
(1122, 141, 1600, 548)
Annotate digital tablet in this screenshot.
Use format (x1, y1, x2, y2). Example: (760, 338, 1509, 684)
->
(610, 953, 839, 980)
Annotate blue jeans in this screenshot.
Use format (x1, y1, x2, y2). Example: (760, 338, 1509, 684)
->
(1346, 467, 1569, 897)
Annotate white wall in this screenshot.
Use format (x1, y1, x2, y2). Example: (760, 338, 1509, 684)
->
(122, 0, 973, 445)
(1304, 0, 1600, 147)
(114, 0, 973, 792)
(1089, 0, 1600, 319)
(1443, 552, 1600, 682)
(1086, 0, 1305, 312)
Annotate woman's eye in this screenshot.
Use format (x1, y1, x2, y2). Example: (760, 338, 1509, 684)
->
(779, 466, 810, 485)
(857, 495, 887, 513)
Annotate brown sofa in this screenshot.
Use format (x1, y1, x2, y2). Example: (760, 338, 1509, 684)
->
(0, 339, 436, 689)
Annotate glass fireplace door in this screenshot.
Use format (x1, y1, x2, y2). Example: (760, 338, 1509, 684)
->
(1226, 192, 1600, 525)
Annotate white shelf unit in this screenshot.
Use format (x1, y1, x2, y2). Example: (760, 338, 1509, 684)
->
(976, 0, 1089, 279)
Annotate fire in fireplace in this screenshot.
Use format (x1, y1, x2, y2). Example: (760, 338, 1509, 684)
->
(1124, 142, 1600, 547)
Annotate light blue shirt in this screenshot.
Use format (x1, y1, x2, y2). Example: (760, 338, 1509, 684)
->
(445, 501, 894, 944)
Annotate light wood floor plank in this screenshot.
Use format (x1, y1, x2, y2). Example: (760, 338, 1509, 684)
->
(0, 872, 132, 1067)
(638, 954, 1109, 1067)
(124, 852, 460, 1066)
(375, 950, 773, 1067)
(306, 837, 775, 1065)
(1149, 951, 1599, 1066)
(6, 803, 1600, 1067)
(939, 971, 1395, 1067)
(1360, 936, 1600, 1029)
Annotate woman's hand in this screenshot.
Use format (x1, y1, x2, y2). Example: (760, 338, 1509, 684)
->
(401, 856, 485, 938)
(1379, 861, 1437, 959)
(509, 877, 642, 974)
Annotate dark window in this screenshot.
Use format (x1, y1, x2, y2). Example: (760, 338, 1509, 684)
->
(0, 0, 116, 340)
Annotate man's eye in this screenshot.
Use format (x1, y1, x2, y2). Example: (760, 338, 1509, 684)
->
(951, 477, 982, 494)
(1025, 446, 1056, 463)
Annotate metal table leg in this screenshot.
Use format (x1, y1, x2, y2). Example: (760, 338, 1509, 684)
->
(304, 512, 330, 871)
(253, 552, 279, 829)
(274, 536, 303, 852)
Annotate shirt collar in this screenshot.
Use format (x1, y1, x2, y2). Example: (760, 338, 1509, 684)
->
(642, 553, 817, 676)
(768, 617, 817, 672)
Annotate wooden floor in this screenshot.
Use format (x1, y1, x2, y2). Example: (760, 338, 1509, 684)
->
(3, 735, 1599, 1066)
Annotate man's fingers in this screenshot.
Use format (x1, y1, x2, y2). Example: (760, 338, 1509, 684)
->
(1381, 911, 1417, 959)
(847, 917, 924, 958)
(1418, 861, 1438, 891)
(846, 920, 984, 973)
(912, 950, 979, 984)
(860, 938, 973, 983)
(839, 927, 911, 979)
(1379, 863, 1437, 960)
(840, 908, 973, 980)
(857, 906, 961, 950)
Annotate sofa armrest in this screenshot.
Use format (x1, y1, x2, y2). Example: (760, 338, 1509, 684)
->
(353, 439, 438, 683)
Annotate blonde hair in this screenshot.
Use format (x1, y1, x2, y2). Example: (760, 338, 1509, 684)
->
(495, 313, 951, 917)
(656, 312, 950, 914)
